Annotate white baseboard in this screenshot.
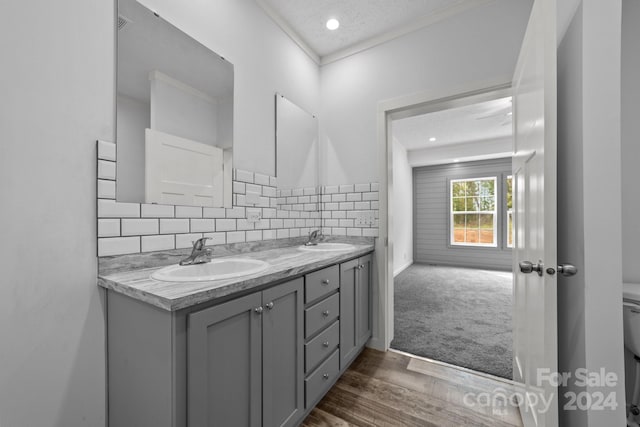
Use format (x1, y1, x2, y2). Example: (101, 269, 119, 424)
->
(393, 259, 413, 277)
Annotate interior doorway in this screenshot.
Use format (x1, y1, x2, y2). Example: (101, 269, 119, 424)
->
(385, 88, 515, 379)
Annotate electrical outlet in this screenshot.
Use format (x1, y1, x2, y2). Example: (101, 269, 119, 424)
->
(354, 211, 375, 227)
(247, 211, 261, 223)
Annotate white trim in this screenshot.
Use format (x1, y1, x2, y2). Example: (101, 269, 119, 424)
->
(320, 0, 495, 66)
(450, 176, 498, 247)
(393, 259, 413, 277)
(377, 80, 512, 351)
(255, 0, 320, 65)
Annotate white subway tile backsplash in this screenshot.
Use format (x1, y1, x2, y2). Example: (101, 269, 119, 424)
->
(321, 195, 332, 202)
(332, 211, 346, 219)
(203, 207, 226, 218)
(371, 182, 380, 191)
(246, 183, 261, 194)
(98, 200, 140, 218)
(354, 201, 370, 210)
(141, 235, 175, 252)
(270, 219, 284, 229)
(246, 230, 263, 242)
(363, 192, 379, 201)
(233, 181, 246, 194)
(289, 228, 301, 238)
(226, 207, 245, 218)
(276, 229, 290, 239)
(98, 219, 120, 237)
(262, 208, 276, 219)
(175, 233, 204, 249)
(98, 237, 140, 256)
(303, 187, 317, 196)
(121, 219, 159, 236)
(190, 219, 215, 233)
(269, 176, 277, 187)
(227, 231, 246, 244)
(325, 202, 338, 211)
(203, 232, 226, 245)
(339, 184, 354, 193)
(363, 228, 379, 237)
(325, 219, 339, 227)
(236, 169, 254, 183)
(254, 173, 270, 186)
(370, 201, 379, 210)
(236, 219, 255, 231)
(346, 228, 362, 237)
(216, 219, 237, 232)
(97, 140, 116, 161)
(331, 193, 346, 202)
(262, 186, 276, 198)
(277, 210, 290, 219)
(332, 228, 347, 236)
(339, 202, 354, 210)
(346, 193, 362, 202)
(262, 229, 276, 240)
(255, 219, 270, 229)
(160, 219, 189, 234)
(289, 210, 300, 219)
(175, 206, 202, 218)
(340, 219, 354, 228)
(292, 188, 304, 197)
(98, 160, 116, 180)
(283, 219, 295, 228)
(354, 183, 370, 192)
(141, 204, 174, 218)
(97, 179, 116, 199)
(324, 185, 339, 194)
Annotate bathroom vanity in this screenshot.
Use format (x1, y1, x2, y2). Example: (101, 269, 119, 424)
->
(98, 239, 373, 427)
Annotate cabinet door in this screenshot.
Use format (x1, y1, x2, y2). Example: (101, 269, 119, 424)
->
(188, 292, 262, 427)
(339, 258, 359, 369)
(262, 278, 304, 427)
(356, 254, 372, 347)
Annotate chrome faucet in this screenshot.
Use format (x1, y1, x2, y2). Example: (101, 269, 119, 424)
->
(179, 237, 212, 266)
(305, 229, 322, 246)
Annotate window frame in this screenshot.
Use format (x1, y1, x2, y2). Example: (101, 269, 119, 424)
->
(505, 174, 514, 248)
(449, 176, 498, 248)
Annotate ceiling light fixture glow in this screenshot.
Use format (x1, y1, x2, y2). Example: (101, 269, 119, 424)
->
(326, 18, 340, 30)
(429, 137, 436, 142)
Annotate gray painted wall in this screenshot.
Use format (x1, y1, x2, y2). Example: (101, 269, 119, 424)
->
(413, 157, 512, 271)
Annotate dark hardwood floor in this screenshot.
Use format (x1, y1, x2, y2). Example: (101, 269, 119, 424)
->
(301, 348, 523, 427)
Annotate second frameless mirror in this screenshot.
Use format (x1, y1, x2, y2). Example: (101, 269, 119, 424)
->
(275, 94, 318, 193)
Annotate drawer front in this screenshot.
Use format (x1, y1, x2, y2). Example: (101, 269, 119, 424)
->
(305, 349, 340, 408)
(305, 265, 339, 303)
(305, 293, 339, 338)
(305, 320, 339, 373)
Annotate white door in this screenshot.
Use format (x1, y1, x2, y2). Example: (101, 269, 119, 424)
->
(145, 128, 224, 207)
(512, 0, 558, 425)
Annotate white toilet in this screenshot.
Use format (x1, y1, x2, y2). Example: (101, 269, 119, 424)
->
(623, 283, 640, 426)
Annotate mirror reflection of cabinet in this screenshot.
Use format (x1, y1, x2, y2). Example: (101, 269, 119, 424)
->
(116, 0, 233, 207)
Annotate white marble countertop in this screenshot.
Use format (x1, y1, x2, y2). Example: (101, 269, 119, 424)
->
(98, 238, 374, 311)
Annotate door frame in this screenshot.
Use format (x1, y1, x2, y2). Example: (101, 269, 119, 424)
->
(373, 78, 513, 351)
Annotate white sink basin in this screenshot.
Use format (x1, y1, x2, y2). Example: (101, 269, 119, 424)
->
(298, 242, 355, 252)
(151, 258, 270, 282)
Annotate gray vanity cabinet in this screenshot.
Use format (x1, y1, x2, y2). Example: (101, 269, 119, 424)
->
(188, 278, 304, 427)
(339, 254, 372, 369)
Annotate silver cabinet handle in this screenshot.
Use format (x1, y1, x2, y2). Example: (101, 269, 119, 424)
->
(322, 310, 330, 317)
(265, 302, 274, 310)
(322, 341, 330, 347)
(322, 373, 329, 380)
(254, 306, 263, 314)
(321, 279, 330, 285)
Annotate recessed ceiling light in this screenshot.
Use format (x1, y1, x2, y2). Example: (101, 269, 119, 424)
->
(453, 159, 459, 163)
(326, 18, 340, 30)
(507, 112, 513, 116)
(429, 137, 436, 142)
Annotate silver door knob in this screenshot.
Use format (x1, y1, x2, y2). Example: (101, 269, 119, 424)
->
(265, 302, 274, 310)
(546, 264, 578, 277)
(519, 260, 543, 276)
(323, 373, 329, 380)
(254, 307, 263, 314)
(322, 310, 330, 317)
(321, 279, 330, 285)
(322, 341, 330, 347)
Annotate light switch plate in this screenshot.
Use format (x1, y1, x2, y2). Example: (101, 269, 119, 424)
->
(247, 211, 261, 223)
(354, 211, 375, 226)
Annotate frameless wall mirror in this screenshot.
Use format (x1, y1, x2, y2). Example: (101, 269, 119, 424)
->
(116, 0, 233, 207)
(275, 94, 318, 192)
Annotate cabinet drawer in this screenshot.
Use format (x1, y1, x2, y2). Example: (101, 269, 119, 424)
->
(305, 265, 339, 303)
(305, 293, 339, 338)
(305, 320, 339, 373)
(305, 349, 339, 408)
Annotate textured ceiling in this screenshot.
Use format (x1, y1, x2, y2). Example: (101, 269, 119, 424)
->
(393, 97, 513, 151)
(259, 0, 479, 58)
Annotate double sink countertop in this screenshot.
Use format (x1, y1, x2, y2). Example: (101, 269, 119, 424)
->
(98, 237, 374, 312)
